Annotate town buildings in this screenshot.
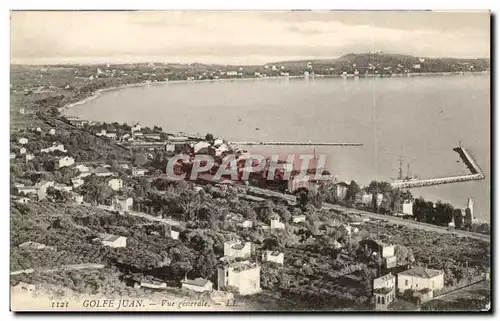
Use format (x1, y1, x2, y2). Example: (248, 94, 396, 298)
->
(18, 137, 28, 145)
(402, 201, 414, 216)
(270, 215, 285, 230)
(101, 235, 127, 248)
(36, 181, 54, 200)
(217, 260, 261, 295)
(108, 178, 123, 191)
(223, 241, 252, 259)
(292, 215, 306, 224)
(72, 192, 84, 204)
(397, 267, 444, 294)
(373, 273, 396, 310)
(112, 196, 133, 211)
(57, 156, 75, 168)
(41, 143, 66, 153)
(19, 241, 47, 250)
(262, 250, 284, 265)
(359, 239, 397, 268)
(132, 168, 148, 176)
(75, 164, 92, 177)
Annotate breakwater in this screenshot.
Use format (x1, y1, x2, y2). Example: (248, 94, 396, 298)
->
(391, 145, 485, 189)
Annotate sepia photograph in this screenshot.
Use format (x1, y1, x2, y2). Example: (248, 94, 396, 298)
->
(9, 9, 491, 312)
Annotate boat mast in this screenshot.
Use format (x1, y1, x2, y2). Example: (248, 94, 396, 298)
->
(398, 156, 404, 180)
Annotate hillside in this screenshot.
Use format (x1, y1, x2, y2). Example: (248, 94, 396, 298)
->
(268, 53, 490, 74)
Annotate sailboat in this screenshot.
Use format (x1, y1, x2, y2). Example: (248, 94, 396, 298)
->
(392, 157, 419, 183)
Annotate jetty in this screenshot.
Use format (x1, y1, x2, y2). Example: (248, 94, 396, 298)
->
(229, 141, 363, 147)
(391, 145, 485, 189)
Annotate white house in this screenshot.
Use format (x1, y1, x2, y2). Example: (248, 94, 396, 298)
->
(57, 156, 75, 168)
(373, 273, 396, 311)
(169, 229, 180, 240)
(132, 168, 148, 176)
(217, 260, 261, 295)
(19, 241, 46, 250)
(237, 220, 253, 228)
(181, 278, 213, 293)
(25, 154, 35, 161)
(19, 147, 26, 155)
(223, 241, 252, 259)
(132, 124, 141, 132)
(18, 137, 28, 145)
(108, 178, 123, 191)
(262, 250, 284, 265)
(41, 143, 66, 153)
(397, 267, 445, 293)
(36, 181, 54, 200)
(72, 192, 84, 204)
(101, 235, 127, 248)
(10, 153, 15, 160)
(402, 201, 413, 216)
(75, 164, 92, 177)
(16, 185, 38, 196)
(270, 215, 285, 230)
(166, 144, 175, 152)
(105, 133, 117, 140)
(292, 215, 306, 224)
(49, 128, 56, 135)
(15, 197, 30, 204)
(112, 196, 133, 211)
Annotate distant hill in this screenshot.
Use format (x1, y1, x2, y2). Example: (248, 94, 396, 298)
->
(267, 53, 490, 74)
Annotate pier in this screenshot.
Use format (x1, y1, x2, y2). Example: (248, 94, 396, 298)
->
(229, 141, 363, 147)
(391, 145, 485, 189)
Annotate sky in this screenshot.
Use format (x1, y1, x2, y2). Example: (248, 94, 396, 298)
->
(10, 10, 491, 65)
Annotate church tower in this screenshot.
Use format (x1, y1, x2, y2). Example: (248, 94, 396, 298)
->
(467, 198, 474, 221)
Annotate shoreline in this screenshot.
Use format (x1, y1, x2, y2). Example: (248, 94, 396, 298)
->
(60, 71, 489, 113)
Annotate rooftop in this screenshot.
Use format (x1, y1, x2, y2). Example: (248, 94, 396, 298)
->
(229, 261, 259, 272)
(95, 167, 111, 174)
(376, 273, 395, 282)
(102, 234, 123, 242)
(398, 267, 444, 279)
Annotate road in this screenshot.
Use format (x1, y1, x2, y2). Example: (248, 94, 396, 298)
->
(11, 263, 105, 276)
(322, 203, 490, 242)
(94, 204, 182, 227)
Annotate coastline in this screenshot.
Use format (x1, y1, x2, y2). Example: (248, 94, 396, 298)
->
(60, 71, 489, 114)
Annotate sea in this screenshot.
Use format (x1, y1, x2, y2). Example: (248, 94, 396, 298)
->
(65, 75, 491, 222)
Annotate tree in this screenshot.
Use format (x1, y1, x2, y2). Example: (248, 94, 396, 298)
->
(47, 187, 72, 203)
(453, 209, 464, 229)
(360, 268, 377, 297)
(345, 180, 361, 203)
(205, 133, 214, 144)
(464, 208, 473, 230)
